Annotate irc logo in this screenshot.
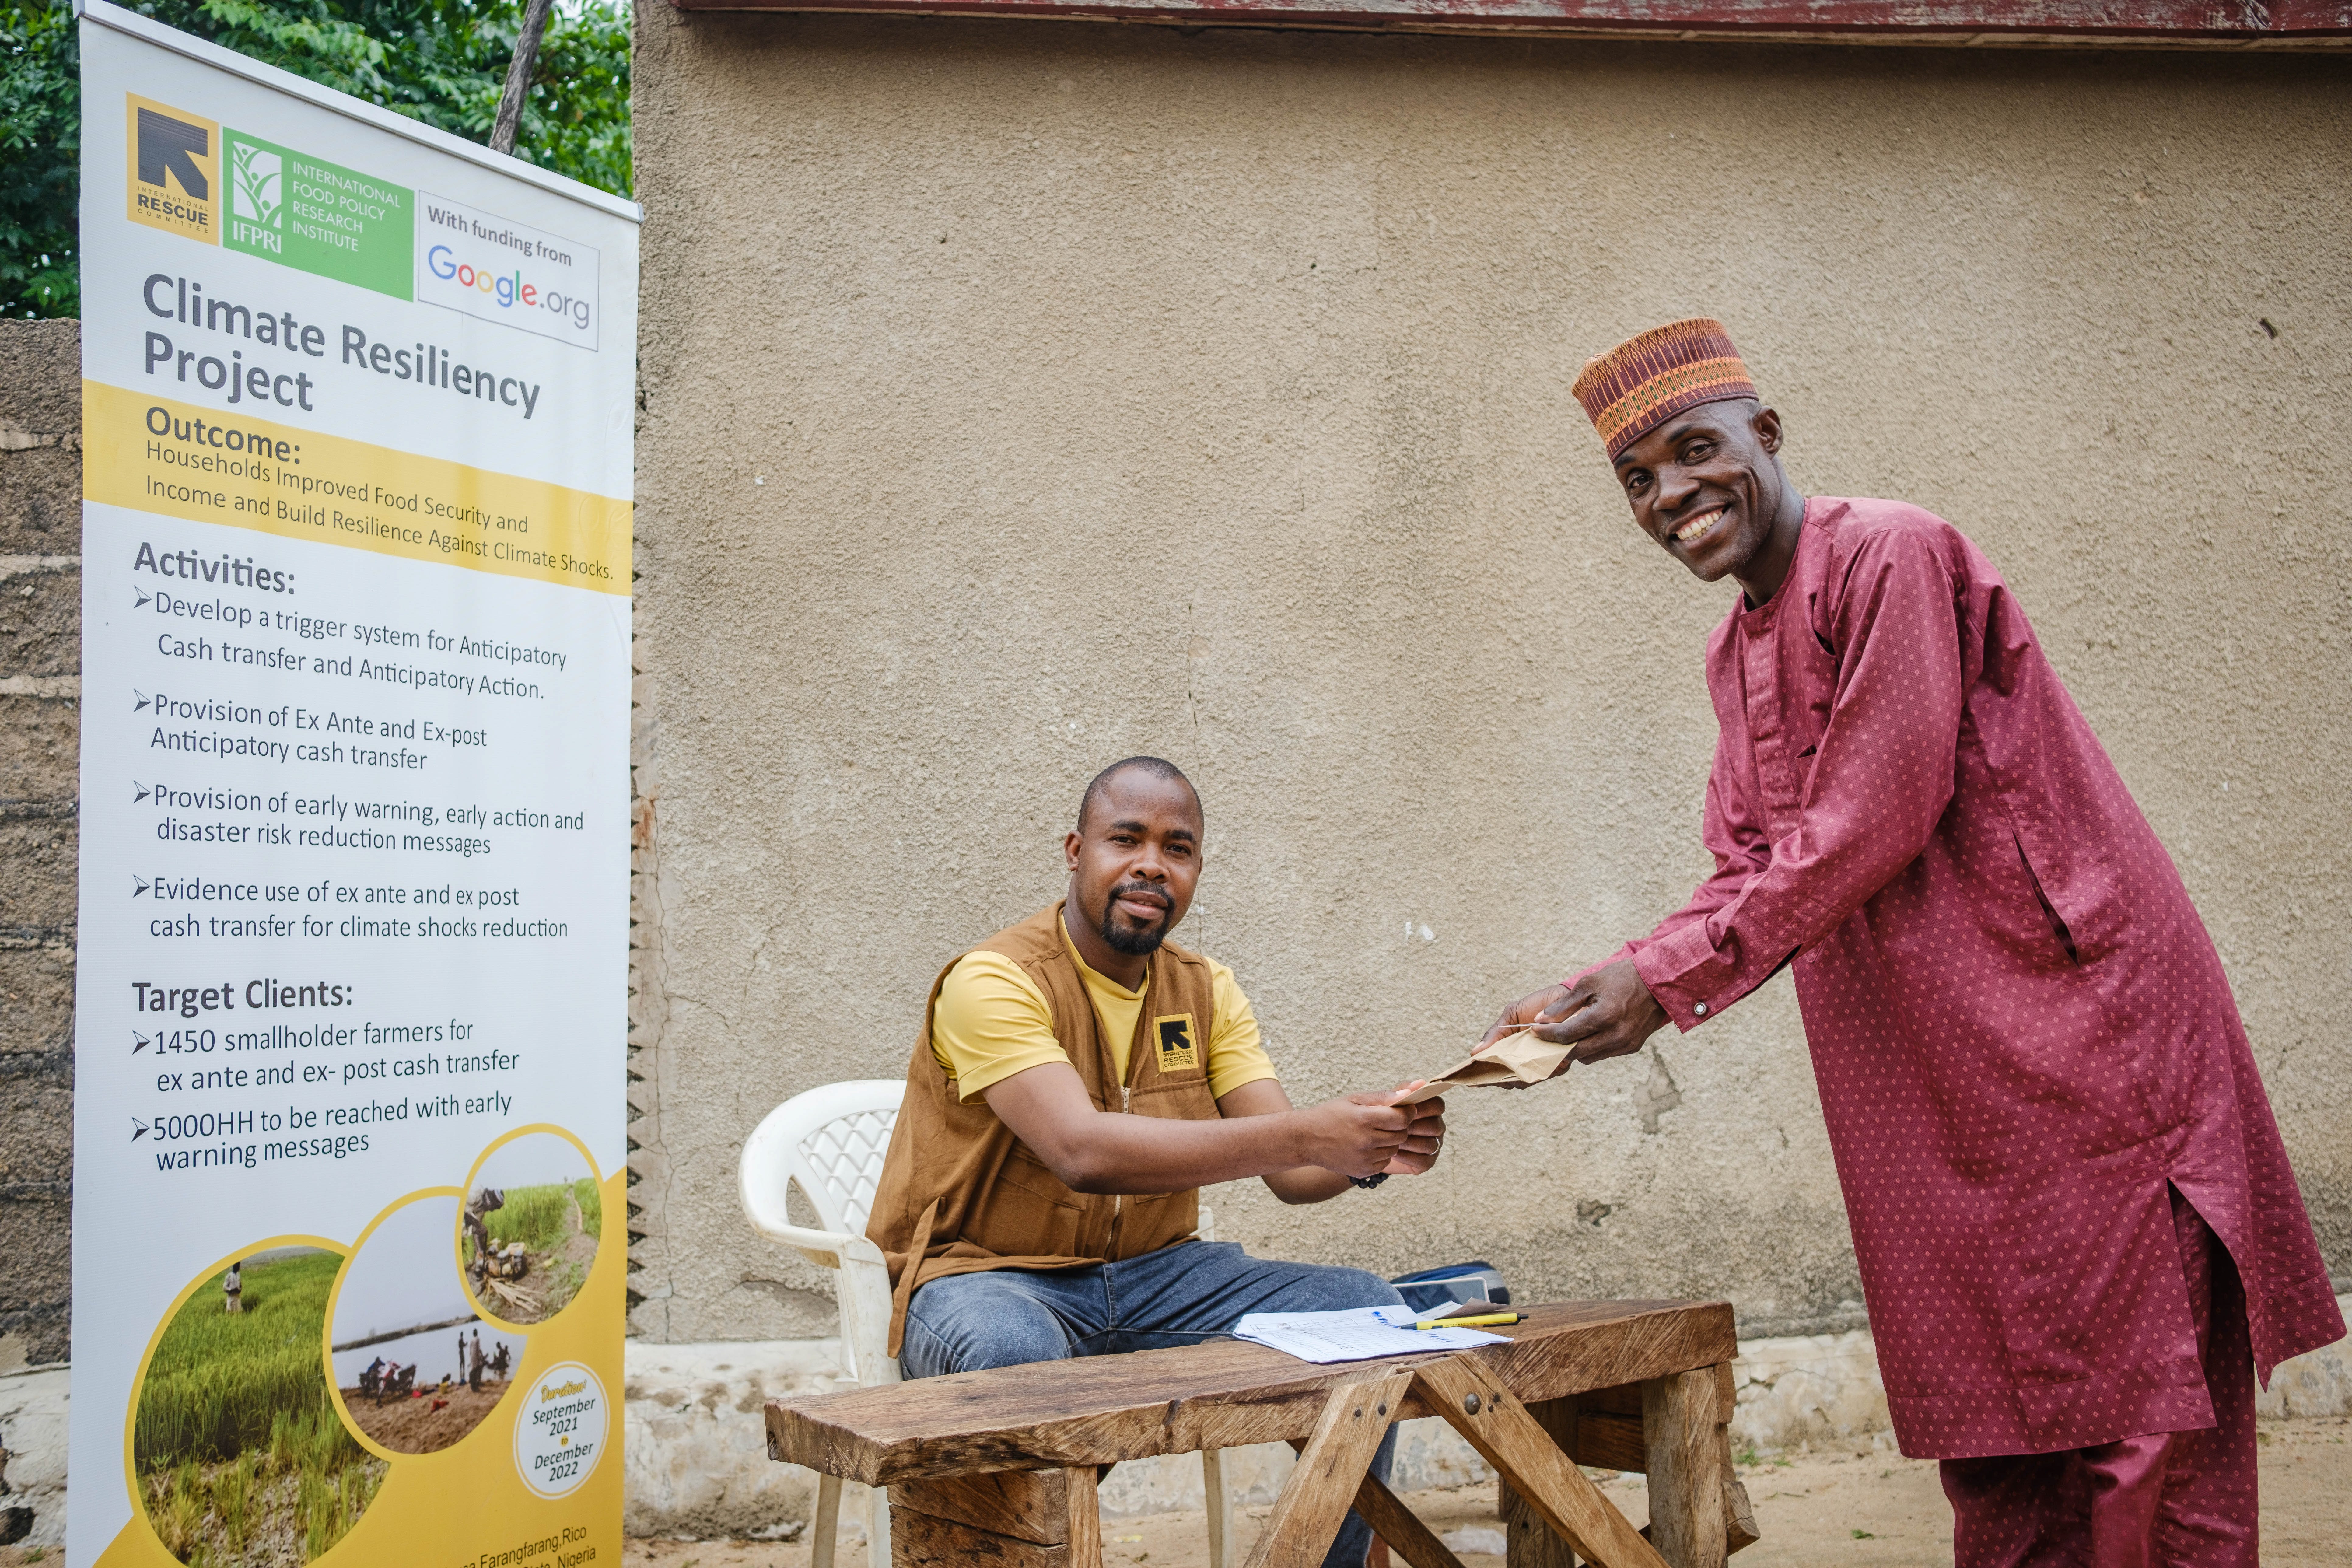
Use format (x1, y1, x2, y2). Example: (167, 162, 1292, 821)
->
(127, 96, 219, 245)
(1154, 1014, 1200, 1074)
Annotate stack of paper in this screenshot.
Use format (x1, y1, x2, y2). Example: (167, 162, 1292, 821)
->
(1230, 1304, 1510, 1365)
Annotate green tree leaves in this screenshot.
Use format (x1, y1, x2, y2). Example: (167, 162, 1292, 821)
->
(2, 0, 83, 317)
(2, 0, 632, 319)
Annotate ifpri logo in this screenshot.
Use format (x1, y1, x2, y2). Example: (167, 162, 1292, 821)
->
(126, 95, 218, 244)
(228, 140, 284, 254)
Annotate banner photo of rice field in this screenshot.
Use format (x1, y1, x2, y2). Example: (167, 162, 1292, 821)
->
(132, 1246, 382, 1565)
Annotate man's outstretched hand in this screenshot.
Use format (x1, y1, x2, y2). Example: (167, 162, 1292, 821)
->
(1296, 1087, 1447, 1179)
(1209, 1078, 1447, 1203)
(1381, 1090, 1447, 1177)
(992, 1069, 1449, 1203)
(1479, 958, 1671, 1076)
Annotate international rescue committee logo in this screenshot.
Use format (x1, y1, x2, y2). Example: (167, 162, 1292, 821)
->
(128, 94, 219, 244)
(1155, 1013, 1199, 1073)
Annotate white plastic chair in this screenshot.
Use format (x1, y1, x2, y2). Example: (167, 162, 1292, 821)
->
(740, 1080, 906, 1566)
(741, 1079, 1235, 1568)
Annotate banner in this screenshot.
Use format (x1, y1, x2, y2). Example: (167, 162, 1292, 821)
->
(71, 7, 638, 1565)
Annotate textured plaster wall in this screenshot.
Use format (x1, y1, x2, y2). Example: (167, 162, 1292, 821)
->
(628, 16, 2352, 1346)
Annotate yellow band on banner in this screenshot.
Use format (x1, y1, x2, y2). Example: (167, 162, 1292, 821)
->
(83, 381, 633, 597)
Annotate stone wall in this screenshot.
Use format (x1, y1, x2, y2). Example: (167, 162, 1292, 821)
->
(0, 1366, 68, 1552)
(0, 317, 81, 1548)
(0, 319, 80, 1381)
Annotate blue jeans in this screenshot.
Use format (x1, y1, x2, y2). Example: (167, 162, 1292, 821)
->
(902, 1240, 1402, 1568)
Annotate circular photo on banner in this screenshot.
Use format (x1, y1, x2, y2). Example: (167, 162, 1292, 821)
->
(461, 1130, 601, 1327)
(132, 1243, 384, 1564)
(329, 1195, 520, 1455)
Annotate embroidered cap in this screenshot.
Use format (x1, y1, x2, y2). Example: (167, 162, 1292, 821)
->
(1572, 318, 1757, 460)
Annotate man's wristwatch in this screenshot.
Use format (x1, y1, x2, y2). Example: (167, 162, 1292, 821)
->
(1350, 1173, 1388, 1190)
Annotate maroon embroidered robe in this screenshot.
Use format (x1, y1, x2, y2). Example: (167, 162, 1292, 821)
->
(1608, 497, 2342, 1458)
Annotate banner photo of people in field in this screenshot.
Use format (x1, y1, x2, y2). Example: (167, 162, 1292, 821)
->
(134, 1246, 383, 1561)
(331, 1194, 513, 1456)
(460, 1134, 604, 1331)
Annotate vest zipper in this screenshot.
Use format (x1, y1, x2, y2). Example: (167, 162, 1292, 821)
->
(1109, 1083, 1132, 1254)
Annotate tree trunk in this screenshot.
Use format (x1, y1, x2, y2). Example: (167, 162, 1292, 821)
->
(490, 0, 556, 156)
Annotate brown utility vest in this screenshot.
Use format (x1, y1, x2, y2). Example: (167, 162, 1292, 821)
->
(866, 902, 1220, 1354)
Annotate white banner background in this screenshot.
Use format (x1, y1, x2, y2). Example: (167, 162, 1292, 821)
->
(72, 7, 637, 1563)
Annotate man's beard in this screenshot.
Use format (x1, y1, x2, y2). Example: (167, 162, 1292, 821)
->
(1096, 881, 1173, 956)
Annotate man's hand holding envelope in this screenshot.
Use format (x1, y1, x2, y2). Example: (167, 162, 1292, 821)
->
(1400, 959, 1676, 1106)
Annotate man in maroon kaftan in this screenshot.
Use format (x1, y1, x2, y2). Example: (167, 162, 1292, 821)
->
(1486, 320, 2343, 1566)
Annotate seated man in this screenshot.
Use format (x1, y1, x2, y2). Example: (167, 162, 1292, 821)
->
(868, 755, 1445, 1568)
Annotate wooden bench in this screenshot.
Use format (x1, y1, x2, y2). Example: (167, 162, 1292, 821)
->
(767, 1299, 1758, 1568)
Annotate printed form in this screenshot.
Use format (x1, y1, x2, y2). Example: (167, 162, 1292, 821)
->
(1231, 1305, 1510, 1364)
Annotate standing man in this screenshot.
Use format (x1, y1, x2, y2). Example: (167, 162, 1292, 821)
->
(1485, 320, 2343, 1565)
(868, 756, 1446, 1568)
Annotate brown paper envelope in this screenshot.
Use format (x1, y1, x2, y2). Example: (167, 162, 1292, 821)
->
(1401, 1029, 1570, 1104)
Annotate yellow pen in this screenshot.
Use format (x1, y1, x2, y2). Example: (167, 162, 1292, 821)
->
(1410, 1311, 1525, 1331)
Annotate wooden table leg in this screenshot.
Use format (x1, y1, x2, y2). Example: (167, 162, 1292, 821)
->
(1712, 1363, 1758, 1558)
(1242, 1366, 1416, 1568)
(1064, 1463, 1103, 1568)
(1204, 1447, 1236, 1568)
(1502, 1397, 1580, 1568)
(1351, 1472, 1469, 1568)
(865, 1482, 893, 1566)
(1412, 1356, 1668, 1568)
(1724, 1468, 1758, 1557)
(1642, 1370, 1727, 1568)
(1282, 1437, 1469, 1568)
(811, 1471, 842, 1568)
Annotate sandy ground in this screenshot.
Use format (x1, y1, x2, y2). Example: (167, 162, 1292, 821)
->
(619, 1416, 2352, 1568)
(340, 1378, 513, 1454)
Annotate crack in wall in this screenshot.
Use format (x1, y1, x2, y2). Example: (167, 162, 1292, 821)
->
(1633, 1048, 1683, 1135)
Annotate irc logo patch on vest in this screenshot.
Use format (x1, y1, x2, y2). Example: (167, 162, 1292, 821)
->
(1154, 1014, 1199, 1073)
(128, 96, 219, 244)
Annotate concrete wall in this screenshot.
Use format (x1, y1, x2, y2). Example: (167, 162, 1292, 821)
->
(628, 15, 2352, 1349)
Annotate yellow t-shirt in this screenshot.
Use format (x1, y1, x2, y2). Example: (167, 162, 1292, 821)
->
(931, 923, 1279, 1104)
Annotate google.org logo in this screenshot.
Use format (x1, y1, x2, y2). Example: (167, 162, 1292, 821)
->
(427, 244, 592, 332)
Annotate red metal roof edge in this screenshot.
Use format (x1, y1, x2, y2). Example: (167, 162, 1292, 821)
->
(661, 0, 2352, 37)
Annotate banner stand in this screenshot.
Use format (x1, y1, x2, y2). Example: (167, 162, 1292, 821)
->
(71, 7, 637, 1564)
